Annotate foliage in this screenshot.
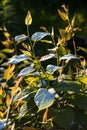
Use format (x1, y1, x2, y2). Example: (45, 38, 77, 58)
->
(0, 4, 87, 130)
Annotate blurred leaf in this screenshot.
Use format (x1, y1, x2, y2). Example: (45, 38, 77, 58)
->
(71, 15, 76, 27)
(17, 66, 36, 77)
(51, 27, 54, 38)
(53, 107, 75, 128)
(55, 80, 81, 92)
(9, 54, 30, 64)
(20, 50, 31, 57)
(0, 111, 3, 118)
(0, 52, 6, 58)
(0, 87, 2, 96)
(48, 47, 58, 52)
(13, 88, 36, 103)
(60, 54, 80, 60)
(40, 53, 55, 61)
(2, 48, 14, 53)
(6, 94, 11, 106)
(19, 103, 28, 119)
(3, 31, 11, 38)
(31, 32, 50, 41)
(58, 9, 68, 21)
(78, 76, 87, 85)
(77, 47, 87, 54)
(34, 88, 55, 112)
(25, 10, 32, 26)
(4, 65, 15, 81)
(41, 40, 52, 44)
(15, 34, 28, 42)
(74, 94, 87, 110)
(22, 127, 37, 130)
(11, 86, 21, 96)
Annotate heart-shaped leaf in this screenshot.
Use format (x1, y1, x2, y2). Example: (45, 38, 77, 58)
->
(34, 88, 55, 111)
(9, 54, 29, 64)
(31, 32, 50, 41)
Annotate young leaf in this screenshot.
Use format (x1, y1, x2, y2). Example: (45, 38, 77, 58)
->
(17, 66, 36, 77)
(9, 54, 30, 64)
(58, 9, 68, 21)
(71, 15, 76, 27)
(15, 34, 28, 42)
(40, 53, 55, 62)
(25, 10, 32, 26)
(31, 32, 50, 41)
(34, 88, 55, 111)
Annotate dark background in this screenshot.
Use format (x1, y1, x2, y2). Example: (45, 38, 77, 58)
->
(0, 0, 87, 38)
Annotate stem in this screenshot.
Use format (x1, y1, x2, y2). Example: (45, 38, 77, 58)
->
(50, 35, 59, 65)
(27, 25, 35, 57)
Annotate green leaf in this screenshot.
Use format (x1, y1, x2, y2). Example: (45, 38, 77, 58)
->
(53, 107, 75, 128)
(34, 88, 55, 112)
(31, 32, 50, 41)
(13, 88, 36, 103)
(56, 80, 81, 93)
(78, 76, 87, 85)
(74, 94, 87, 110)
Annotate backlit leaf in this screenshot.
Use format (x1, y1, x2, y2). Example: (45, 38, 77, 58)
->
(31, 32, 50, 41)
(46, 64, 62, 74)
(34, 88, 55, 111)
(18, 66, 36, 77)
(6, 94, 11, 106)
(78, 76, 87, 85)
(40, 53, 55, 61)
(25, 10, 32, 26)
(15, 34, 28, 42)
(9, 54, 29, 64)
(4, 65, 15, 81)
(0, 87, 2, 96)
(2, 48, 14, 54)
(60, 54, 80, 60)
(58, 9, 68, 21)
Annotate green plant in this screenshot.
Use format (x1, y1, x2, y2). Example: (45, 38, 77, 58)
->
(0, 5, 87, 130)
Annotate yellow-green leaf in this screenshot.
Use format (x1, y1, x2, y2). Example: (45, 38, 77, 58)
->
(71, 15, 76, 27)
(25, 10, 32, 26)
(6, 94, 11, 106)
(4, 65, 15, 81)
(58, 9, 68, 21)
